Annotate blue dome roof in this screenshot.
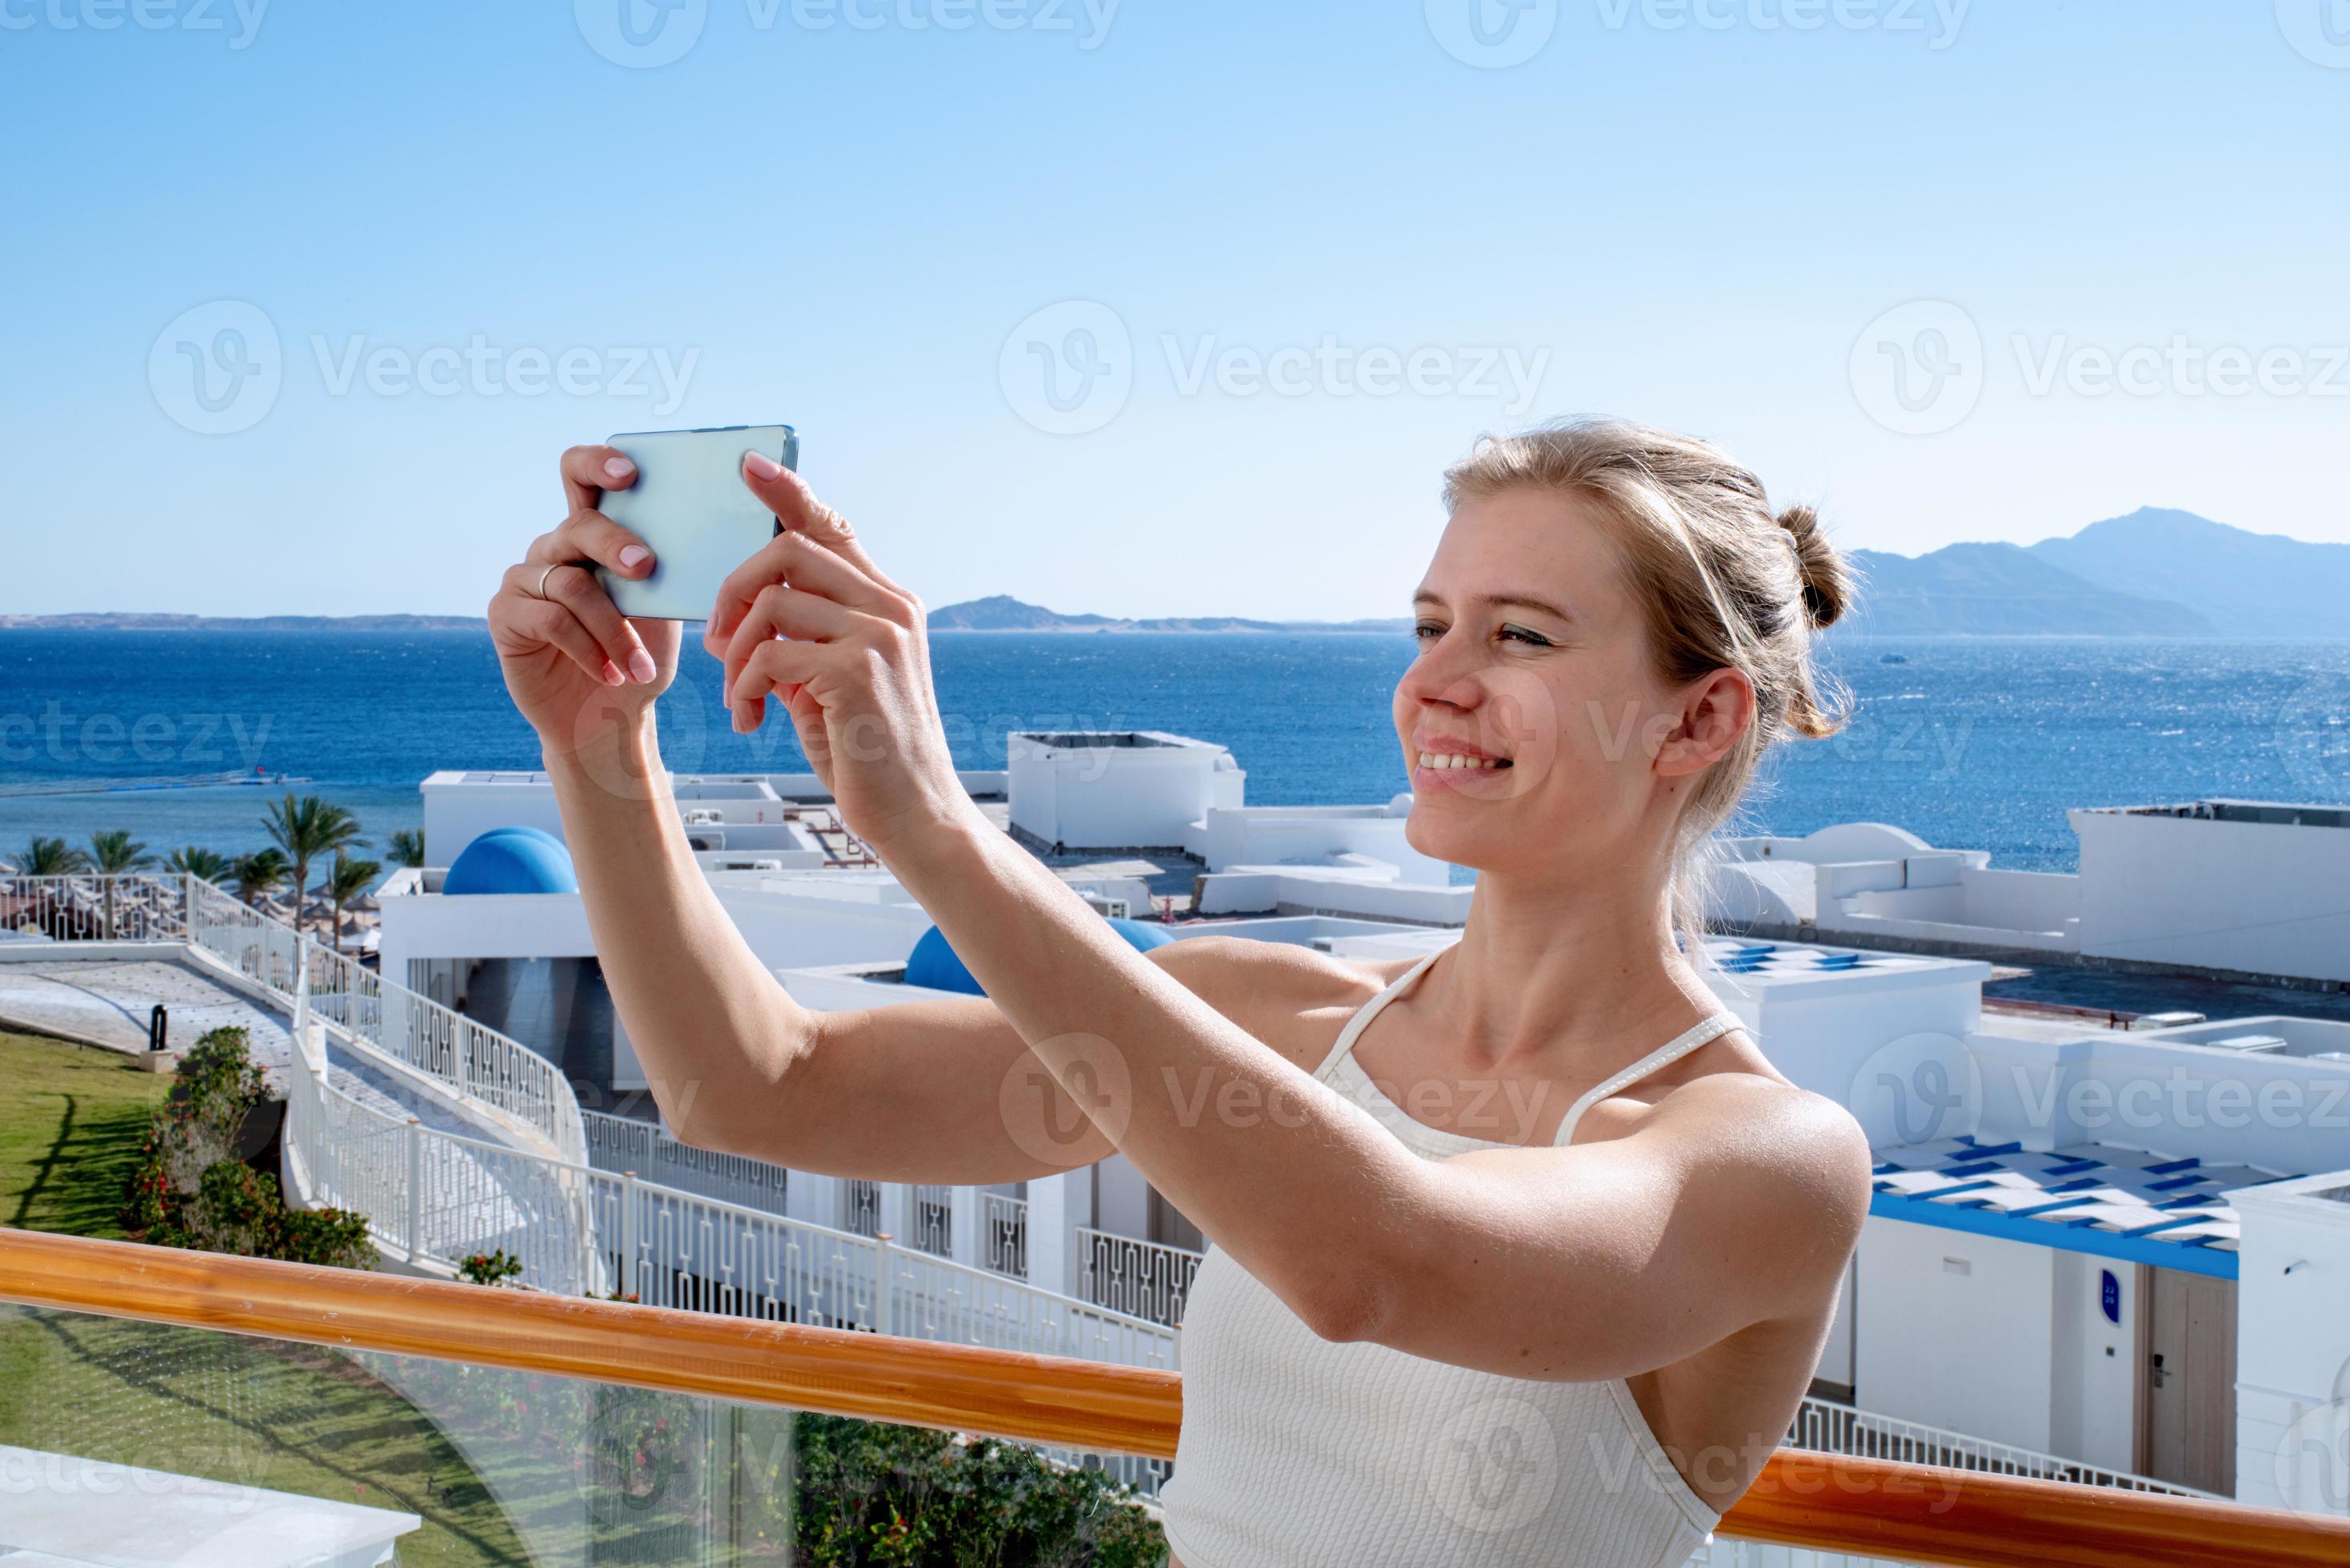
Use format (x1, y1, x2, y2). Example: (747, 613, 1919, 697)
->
(444, 826, 579, 896)
(903, 917, 1175, 996)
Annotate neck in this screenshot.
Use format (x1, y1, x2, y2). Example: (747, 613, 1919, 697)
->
(1427, 848, 1724, 1070)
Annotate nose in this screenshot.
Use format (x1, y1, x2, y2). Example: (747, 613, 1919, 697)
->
(1398, 630, 1487, 714)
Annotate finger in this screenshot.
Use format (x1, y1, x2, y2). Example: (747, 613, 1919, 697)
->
(513, 596, 626, 687)
(738, 453, 904, 592)
(722, 584, 865, 730)
(525, 508, 655, 580)
(560, 443, 640, 515)
(505, 561, 655, 684)
(731, 637, 843, 734)
(707, 530, 894, 658)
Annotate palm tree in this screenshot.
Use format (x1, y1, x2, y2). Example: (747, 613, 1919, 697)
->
(86, 829, 154, 936)
(89, 829, 154, 874)
(322, 850, 384, 950)
(264, 795, 365, 938)
(165, 846, 231, 884)
(387, 829, 426, 869)
(232, 848, 289, 909)
(18, 837, 92, 877)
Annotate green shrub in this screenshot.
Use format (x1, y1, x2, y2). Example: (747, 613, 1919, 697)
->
(790, 1414, 1165, 1567)
(121, 1025, 371, 1270)
(458, 1249, 524, 1287)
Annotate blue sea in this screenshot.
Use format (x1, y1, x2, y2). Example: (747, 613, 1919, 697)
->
(2, 630, 2345, 874)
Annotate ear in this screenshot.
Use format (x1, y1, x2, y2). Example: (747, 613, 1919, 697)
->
(1653, 667, 1753, 778)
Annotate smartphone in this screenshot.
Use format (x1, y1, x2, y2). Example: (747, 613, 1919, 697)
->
(595, 424, 799, 622)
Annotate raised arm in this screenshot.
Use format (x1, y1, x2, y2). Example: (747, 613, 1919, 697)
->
(486, 445, 1335, 1186)
(713, 451, 1874, 1380)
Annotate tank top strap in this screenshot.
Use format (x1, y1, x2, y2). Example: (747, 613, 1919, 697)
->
(1311, 949, 1446, 1081)
(1551, 1010, 1746, 1147)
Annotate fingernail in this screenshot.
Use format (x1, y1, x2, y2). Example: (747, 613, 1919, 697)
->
(604, 457, 635, 482)
(619, 544, 651, 570)
(627, 649, 658, 684)
(602, 660, 625, 686)
(743, 450, 783, 480)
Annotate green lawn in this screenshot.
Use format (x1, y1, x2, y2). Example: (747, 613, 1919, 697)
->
(0, 1026, 171, 1238)
(0, 1027, 791, 1564)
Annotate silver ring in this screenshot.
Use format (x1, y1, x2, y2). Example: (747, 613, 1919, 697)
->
(534, 561, 582, 599)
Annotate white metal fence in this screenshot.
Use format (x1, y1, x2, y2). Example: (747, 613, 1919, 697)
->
(983, 1191, 1027, 1278)
(1077, 1226, 1202, 1328)
(1784, 1397, 2219, 1499)
(582, 1106, 791, 1211)
(182, 877, 589, 1164)
(1, 872, 187, 942)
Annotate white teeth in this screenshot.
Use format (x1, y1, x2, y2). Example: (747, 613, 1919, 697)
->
(1419, 751, 1498, 770)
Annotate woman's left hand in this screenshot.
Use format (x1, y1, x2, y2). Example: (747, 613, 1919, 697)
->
(705, 455, 977, 859)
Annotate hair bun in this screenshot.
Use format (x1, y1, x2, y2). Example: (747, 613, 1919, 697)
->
(1776, 503, 1849, 630)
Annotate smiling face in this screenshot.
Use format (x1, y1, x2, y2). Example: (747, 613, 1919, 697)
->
(1394, 486, 1744, 880)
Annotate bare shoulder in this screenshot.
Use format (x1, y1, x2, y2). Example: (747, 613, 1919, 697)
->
(1647, 1073, 1876, 1245)
(1147, 936, 1412, 1065)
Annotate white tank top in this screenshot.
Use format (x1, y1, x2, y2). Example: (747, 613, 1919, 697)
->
(1159, 950, 1741, 1568)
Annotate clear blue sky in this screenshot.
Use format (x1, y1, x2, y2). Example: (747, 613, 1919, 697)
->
(6, 1, 2346, 619)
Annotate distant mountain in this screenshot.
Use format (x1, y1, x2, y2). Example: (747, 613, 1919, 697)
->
(2027, 507, 2350, 638)
(1843, 543, 2214, 637)
(0, 613, 488, 631)
(927, 594, 1410, 634)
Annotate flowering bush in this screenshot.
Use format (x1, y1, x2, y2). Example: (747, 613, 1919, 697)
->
(120, 1025, 371, 1269)
(458, 1250, 525, 1287)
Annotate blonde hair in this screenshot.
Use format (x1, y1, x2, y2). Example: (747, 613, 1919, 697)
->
(1441, 418, 1855, 949)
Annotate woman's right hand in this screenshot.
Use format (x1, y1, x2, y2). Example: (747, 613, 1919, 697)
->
(487, 444, 683, 755)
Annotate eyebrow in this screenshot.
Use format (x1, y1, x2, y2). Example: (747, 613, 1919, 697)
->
(1413, 589, 1576, 623)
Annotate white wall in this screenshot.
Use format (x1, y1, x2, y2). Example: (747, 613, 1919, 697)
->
(1007, 735, 1241, 850)
(2233, 1173, 2350, 1512)
(1856, 1215, 2057, 1453)
(2073, 810, 2350, 983)
(2049, 1250, 2140, 1474)
(1186, 802, 1443, 884)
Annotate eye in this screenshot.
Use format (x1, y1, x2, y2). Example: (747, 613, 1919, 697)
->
(1498, 623, 1553, 647)
(1412, 621, 1446, 643)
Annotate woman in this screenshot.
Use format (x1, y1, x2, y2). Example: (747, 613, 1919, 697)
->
(488, 418, 1874, 1567)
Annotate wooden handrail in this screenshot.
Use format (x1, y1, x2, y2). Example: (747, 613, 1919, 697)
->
(0, 1227, 1179, 1460)
(4, 1227, 2347, 1567)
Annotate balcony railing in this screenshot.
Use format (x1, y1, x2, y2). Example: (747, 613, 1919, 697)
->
(5, 1228, 2348, 1568)
(1789, 1396, 2220, 1500)
(1076, 1226, 1202, 1327)
(983, 1190, 1027, 1277)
